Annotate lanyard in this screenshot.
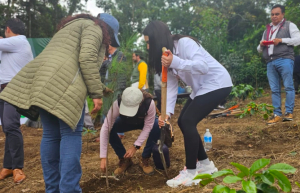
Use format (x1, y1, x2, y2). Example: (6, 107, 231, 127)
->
(270, 25, 280, 38)
(268, 19, 285, 40)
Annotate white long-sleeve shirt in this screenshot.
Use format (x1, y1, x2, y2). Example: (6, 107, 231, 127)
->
(0, 35, 33, 84)
(257, 20, 300, 54)
(166, 37, 233, 115)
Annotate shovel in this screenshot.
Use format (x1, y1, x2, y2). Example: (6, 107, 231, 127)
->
(157, 47, 170, 178)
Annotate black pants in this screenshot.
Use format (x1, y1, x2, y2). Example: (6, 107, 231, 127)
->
(0, 99, 24, 169)
(293, 72, 300, 93)
(178, 87, 232, 169)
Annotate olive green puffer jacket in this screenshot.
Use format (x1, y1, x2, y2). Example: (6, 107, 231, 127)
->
(0, 18, 107, 129)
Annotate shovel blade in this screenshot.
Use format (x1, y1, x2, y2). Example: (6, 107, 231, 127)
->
(159, 148, 169, 178)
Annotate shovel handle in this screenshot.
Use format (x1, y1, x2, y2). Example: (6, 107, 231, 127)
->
(162, 47, 168, 83)
(161, 47, 168, 120)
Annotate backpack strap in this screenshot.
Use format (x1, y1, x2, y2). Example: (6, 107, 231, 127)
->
(143, 98, 153, 115)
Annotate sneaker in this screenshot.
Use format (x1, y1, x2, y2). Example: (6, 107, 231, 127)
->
(166, 168, 200, 188)
(139, 157, 154, 175)
(283, 112, 293, 122)
(267, 114, 282, 125)
(114, 158, 133, 176)
(196, 161, 218, 174)
(218, 105, 225, 109)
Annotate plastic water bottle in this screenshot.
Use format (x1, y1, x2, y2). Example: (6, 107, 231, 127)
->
(204, 129, 212, 151)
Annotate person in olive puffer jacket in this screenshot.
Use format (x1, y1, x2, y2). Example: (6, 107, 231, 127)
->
(0, 14, 116, 193)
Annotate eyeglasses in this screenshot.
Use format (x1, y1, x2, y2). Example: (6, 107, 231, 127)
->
(271, 13, 281, 16)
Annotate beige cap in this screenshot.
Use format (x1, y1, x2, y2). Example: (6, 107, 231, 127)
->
(119, 87, 143, 117)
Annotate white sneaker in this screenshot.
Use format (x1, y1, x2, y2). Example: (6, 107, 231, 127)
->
(196, 161, 218, 174)
(166, 168, 200, 188)
(218, 105, 225, 109)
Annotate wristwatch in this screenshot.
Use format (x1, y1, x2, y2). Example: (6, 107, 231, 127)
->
(133, 144, 141, 150)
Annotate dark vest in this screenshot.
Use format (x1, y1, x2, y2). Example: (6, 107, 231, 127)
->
(118, 97, 152, 125)
(262, 20, 294, 63)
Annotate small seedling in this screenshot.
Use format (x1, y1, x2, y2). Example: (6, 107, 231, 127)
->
(82, 127, 97, 152)
(194, 158, 296, 193)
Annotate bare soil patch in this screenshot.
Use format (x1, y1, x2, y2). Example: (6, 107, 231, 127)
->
(0, 92, 299, 192)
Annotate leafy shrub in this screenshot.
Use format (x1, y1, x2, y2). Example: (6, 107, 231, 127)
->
(229, 84, 264, 101)
(239, 102, 274, 120)
(195, 159, 296, 193)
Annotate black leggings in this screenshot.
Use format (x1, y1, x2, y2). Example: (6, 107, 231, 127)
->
(178, 87, 232, 169)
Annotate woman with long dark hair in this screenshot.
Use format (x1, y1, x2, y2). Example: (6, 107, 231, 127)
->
(0, 13, 116, 192)
(143, 21, 233, 187)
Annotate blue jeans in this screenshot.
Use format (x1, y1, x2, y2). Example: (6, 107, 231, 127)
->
(109, 117, 160, 159)
(39, 108, 85, 193)
(267, 58, 295, 116)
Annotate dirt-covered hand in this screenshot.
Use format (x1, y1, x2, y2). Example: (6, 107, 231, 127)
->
(161, 50, 173, 68)
(124, 146, 137, 158)
(91, 98, 103, 114)
(100, 158, 107, 173)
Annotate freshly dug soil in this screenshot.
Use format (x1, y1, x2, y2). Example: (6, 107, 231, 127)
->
(0, 91, 299, 193)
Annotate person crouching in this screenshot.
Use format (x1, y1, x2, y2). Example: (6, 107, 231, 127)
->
(100, 87, 160, 175)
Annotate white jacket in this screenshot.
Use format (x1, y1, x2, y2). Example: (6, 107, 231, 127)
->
(166, 37, 233, 115)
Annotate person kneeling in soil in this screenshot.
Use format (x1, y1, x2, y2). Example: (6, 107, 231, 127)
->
(100, 87, 160, 175)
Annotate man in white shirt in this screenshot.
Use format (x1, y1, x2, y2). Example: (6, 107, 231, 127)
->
(257, 4, 300, 125)
(0, 18, 33, 184)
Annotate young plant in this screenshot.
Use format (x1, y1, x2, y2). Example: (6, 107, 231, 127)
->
(239, 102, 274, 120)
(82, 127, 97, 152)
(194, 158, 296, 193)
(229, 84, 264, 101)
(229, 84, 253, 101)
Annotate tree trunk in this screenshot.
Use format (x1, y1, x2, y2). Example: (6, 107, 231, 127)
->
(7, 0, 11, 18)
(67, 0, 80, 16)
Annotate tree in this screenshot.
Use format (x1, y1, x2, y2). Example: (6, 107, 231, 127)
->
(0, 0, 89, 38)
(190, 7, 229, 60)
(285, 0, 300, 54)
